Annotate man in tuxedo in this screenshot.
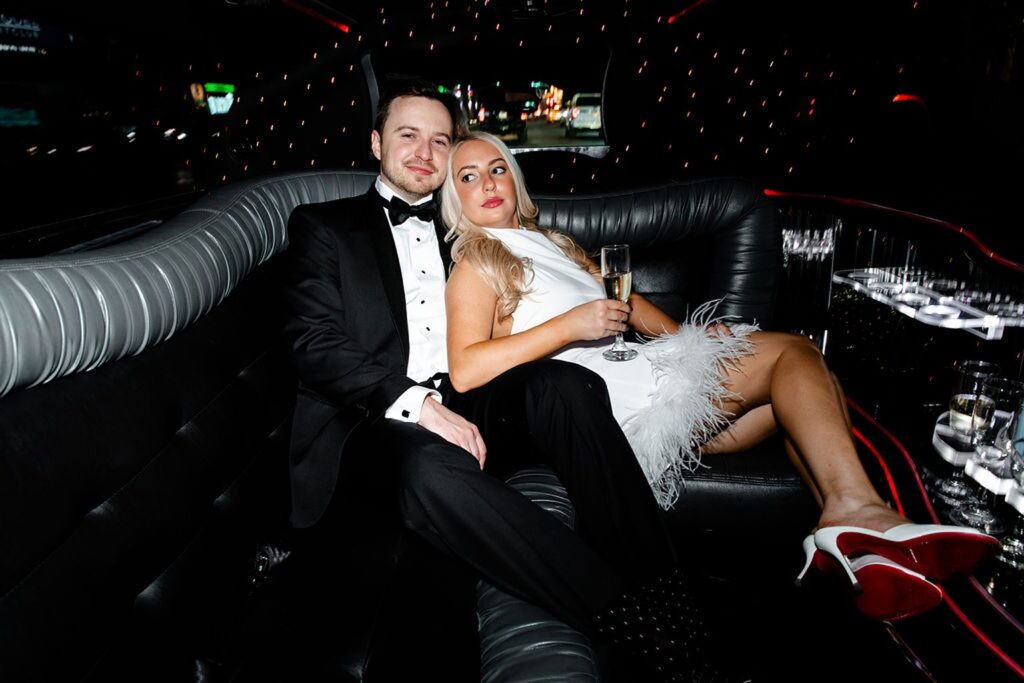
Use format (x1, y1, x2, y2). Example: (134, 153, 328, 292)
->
(282, 83, 726, 678)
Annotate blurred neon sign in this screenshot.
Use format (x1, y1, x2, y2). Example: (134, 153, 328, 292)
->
(0, 13, 45, 54)
(0, 106, 39, 127)
(208, 93, 235, 115)
(190, 82, 236, 115)
(0, 15, 40, 36)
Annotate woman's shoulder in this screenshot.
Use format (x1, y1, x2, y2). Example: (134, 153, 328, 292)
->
(448, 258, 490, 289)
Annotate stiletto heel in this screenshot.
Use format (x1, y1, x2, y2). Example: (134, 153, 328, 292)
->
(795, 532, 862, 590)
(809, 527, 862, 589)
(795, 534, 817, 585)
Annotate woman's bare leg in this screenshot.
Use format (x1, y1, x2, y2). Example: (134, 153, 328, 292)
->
(708, 331, 908, 532)
(702, 405, 824, 507)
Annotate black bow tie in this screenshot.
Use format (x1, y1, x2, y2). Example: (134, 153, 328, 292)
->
(382, 194, 437, 225)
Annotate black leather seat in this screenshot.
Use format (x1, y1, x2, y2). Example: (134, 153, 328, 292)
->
(0, 170, 815, 681)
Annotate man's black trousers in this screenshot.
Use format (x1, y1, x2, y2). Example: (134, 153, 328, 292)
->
(368, 359, 677, 633)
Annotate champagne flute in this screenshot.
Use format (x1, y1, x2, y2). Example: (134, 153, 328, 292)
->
(935, 360, 999, 507)
(601, 244, 638, 362)
(952, 377, 1024, 534)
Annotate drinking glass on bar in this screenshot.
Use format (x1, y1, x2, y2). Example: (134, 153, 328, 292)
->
(998, 401, 1024, 568)
(935, 360, 999, 507)
(949, 360, 1000, 441)
(951, 376, 1024, 535)
(600, 244, 638, 362)
(972, 377, 1024, 465)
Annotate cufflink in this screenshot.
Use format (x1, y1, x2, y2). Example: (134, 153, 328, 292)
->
(402, 410, 410, 418)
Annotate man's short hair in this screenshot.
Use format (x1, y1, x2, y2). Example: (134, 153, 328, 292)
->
(374, 80, 467, 139)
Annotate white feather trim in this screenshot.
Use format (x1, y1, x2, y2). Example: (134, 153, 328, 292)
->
(621, 301, 757, 510)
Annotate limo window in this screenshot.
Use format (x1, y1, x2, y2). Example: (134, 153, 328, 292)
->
(368, 46, 609, 154)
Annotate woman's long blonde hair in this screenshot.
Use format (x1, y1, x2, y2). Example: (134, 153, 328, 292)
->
(441, 131, 596, 320)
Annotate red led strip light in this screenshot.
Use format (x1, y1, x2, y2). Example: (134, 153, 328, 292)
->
(668, 0, 713, 24)
(892, 93, 928, 106)
(281, 0, 351, 33)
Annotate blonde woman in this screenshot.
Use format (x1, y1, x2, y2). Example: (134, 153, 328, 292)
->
(442, 132, 998, 623)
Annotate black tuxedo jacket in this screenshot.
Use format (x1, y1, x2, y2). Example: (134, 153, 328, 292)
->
(282, 188, 452, 528)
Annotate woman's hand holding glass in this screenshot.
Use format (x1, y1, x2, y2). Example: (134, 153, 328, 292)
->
(559, 298, 632, 342)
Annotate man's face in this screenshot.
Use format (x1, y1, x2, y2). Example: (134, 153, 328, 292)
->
(371, 96, 453, 202)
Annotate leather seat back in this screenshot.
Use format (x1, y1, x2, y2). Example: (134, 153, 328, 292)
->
(537, 178, 779, 324)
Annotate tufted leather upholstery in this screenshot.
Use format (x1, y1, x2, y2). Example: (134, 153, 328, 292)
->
(477, 469, 600, 683)
(0, 263, 294, 680)
(0, 170, 810, 681)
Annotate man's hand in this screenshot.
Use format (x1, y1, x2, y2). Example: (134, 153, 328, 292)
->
(418, 396, 487, 469)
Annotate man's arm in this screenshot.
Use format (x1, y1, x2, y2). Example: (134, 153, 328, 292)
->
(282, 205, 416, 418)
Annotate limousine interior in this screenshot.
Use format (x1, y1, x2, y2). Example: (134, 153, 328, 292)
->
(2, 1, 1023, 681)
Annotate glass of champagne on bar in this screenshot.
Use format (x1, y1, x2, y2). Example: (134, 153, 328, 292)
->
(936, 359, 999, 507)
(949, 360, 1000, 440)
(951, 376, 1024, 534)
(601, 244, 638, 362)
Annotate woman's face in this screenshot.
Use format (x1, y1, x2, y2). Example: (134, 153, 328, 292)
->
(451, 139, 518, 229)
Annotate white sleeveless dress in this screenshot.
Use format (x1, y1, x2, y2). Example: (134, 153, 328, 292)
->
(481, 227, 757, 509)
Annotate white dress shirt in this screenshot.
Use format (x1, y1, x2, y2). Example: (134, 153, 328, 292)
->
(376, 177, 449, 423)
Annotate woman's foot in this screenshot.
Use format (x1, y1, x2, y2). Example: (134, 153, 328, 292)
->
(815, 497, 909, 534)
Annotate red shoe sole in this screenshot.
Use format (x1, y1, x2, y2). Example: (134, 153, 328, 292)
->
(834, 531, 999, 580)
(852, 563, 944, 621)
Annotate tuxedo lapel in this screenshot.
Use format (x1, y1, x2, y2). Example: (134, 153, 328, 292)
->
(363, 191, 410, 360)
(434, 218, 453, 277)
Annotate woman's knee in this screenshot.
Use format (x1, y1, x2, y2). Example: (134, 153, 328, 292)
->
(756, 331, 821, 362)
